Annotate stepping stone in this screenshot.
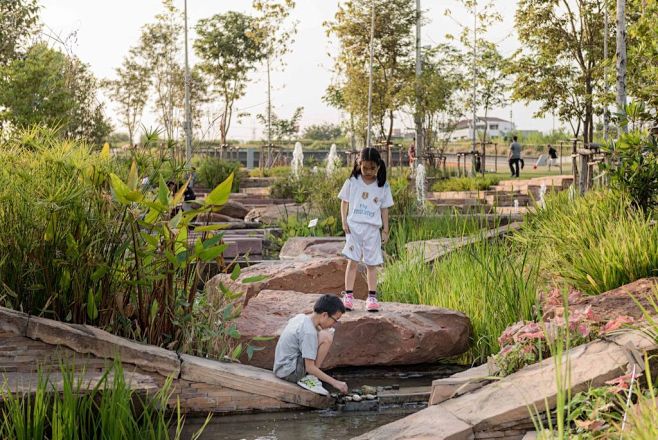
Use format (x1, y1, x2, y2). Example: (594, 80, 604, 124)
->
(234, 290, 471, 370)
(279, 236, 346, 260)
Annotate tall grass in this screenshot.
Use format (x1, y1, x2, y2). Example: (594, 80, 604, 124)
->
(0, 360, 209, 440)
(384, 215, 485, 259)
(516, 191, 658, 295)
(380, 236, 539, 364)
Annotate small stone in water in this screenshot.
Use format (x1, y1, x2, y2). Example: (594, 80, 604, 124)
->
(361, 385, 377, 395)
(383, 385, 393, 390)
(392, 384, 400, 390)
(330, 393, 338, 398)
(352, 394, 362, 402)
(365, 394, 375, 400)
(344, 396, 353, 402)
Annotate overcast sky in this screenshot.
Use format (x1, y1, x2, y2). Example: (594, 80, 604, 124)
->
(41, 0, 559, 141)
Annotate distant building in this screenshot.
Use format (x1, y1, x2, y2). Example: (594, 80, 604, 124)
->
(442, 117, 515, 141)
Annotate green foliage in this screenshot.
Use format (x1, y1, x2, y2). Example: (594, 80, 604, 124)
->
(516, 191, 658, 295)
(0, 128, 247, 357)
(604, 128, 658, 213)
(324, 0, 416, 143)
(384, 214, 484, 259)
(272, 214, 340, 252)
(302, 123, 343, 141)
(270, 173, 313, 202)
(0, 360, 209, 439)
(256, 107, 304, 142)
(248, 166, 291, 178)
(627, 0, 658, 119)
(103, 54, 151, 146)
(0, 43, 112, 144)
(196, 157, 241, 191)
(380, 237, 539, 364)
(194, 11, 266, 145)
(133, 0, 207, 139)
(510, 0, 607, 144)
(0, 0, 40, 66)
(431, 176, 501, 192)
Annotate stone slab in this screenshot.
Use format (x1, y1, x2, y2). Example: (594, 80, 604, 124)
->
(235, 290, 471, 369)
(358, 330, 658, 439)
(406, 222, 523, 264)
(279, 236, 346, 260)
(430, 363, 495, 405)
(26, 317, 180, 377)
(179, 354, 331, 409)
(352, 404, 473, 440)
(0, 307, 29, 336)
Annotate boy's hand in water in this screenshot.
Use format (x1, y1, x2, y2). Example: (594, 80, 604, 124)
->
(333, 380, 348, 394)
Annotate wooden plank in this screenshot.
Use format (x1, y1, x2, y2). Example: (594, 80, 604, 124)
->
(179, 354, 333, 409)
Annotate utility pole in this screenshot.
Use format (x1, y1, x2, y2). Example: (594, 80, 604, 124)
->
(183, 0, 193, 167)
(414, 0, 423, 162)
(471, 0, 477, 175)
(603, 3, 610, 141)
(366, 0, 375, 148)
(616, 0, 627, 135)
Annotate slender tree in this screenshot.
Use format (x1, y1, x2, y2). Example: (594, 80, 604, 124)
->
(0, 0, 40, 66)
(510, 0, 609, 144)
(325, 0, 416, 145)
(104, 52, 151, 146)
(251, 0, 297, 152)
(194, 12, 266, 146)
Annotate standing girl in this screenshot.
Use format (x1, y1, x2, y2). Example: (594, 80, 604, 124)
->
(338, 147, 393, 312)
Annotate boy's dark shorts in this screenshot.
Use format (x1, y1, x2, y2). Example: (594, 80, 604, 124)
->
(283, 356, 306, 383)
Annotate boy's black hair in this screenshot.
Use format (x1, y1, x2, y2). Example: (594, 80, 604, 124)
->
(513, 135, 518, 142)
(350, 147, 387, 187)
(313, 294, 346, 315)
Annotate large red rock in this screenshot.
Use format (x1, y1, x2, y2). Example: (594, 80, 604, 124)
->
(279, 237, 345, 260)
(206, 257, 369, 304)
(235, 290, 471, 369)
(542, 277, 658, 323)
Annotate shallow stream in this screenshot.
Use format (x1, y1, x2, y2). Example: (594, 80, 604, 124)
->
(181, 363, 465, 440)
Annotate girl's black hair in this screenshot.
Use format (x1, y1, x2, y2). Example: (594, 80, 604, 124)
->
(350, 147, 387, 187)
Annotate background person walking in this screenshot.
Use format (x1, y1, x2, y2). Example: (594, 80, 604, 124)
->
(508, 135, 522, 178)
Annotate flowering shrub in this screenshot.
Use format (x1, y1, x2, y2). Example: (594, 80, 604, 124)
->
(493, 303, 636, 376)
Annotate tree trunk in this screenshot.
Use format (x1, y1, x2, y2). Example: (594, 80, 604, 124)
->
(616, 0, 627, 133)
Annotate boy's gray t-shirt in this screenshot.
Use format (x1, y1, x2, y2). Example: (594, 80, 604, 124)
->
(510, 142, 522, 159)
(273, 314, 318, 378)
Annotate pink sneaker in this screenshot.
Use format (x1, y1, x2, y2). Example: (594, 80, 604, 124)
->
(342, 292, 354, 311)
(365, 296, 380, 312)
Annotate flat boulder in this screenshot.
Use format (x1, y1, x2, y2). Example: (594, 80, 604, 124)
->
(356, 330, 657, 439)
(279, 237, 345, 260)
(206, 257, 369, 304)
(244, 203, 307, 224)
(542, 277, 658, 323)
(195, 212, 243, 223)
(235, 290, 471, 369)
(218, 200, 251, 219)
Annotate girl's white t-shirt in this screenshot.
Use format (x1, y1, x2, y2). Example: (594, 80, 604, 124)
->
(338, 176, 394, 227)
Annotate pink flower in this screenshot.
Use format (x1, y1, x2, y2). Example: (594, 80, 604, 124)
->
(601, 316, 635, 334)
(577, 322, 591, 338)
(605, 372, 641, 392)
